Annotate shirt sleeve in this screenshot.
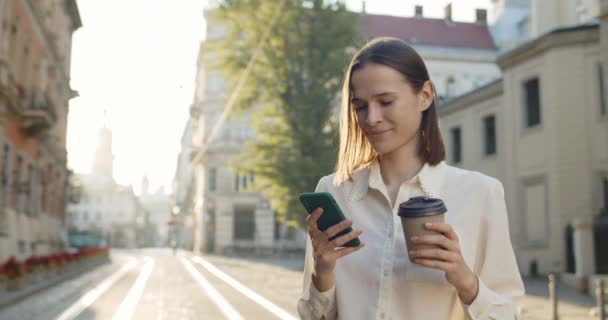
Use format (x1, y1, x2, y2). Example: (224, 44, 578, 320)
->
(464, 180, 525, 320)
(297, 176, 339, 320)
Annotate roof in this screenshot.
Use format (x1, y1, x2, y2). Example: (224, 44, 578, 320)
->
(359, 14, 497, 50)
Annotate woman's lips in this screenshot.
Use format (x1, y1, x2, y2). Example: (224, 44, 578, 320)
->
(367, 129, 390, 139)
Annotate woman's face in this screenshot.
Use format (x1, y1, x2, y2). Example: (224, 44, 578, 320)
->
(350, 63, 433, 156)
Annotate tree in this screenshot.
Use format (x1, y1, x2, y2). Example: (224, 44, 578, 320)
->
(206, 0, 361, 226)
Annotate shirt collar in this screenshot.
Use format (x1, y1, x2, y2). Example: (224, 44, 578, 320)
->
(350, 158, 447, 201)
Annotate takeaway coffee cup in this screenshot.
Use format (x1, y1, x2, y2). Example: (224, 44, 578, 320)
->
(398, 196, 447, 263)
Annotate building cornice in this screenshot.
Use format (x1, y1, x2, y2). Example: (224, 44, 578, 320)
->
(497, 24, 599, 70)
(64, 0, 82, 30)
(22, 0, 80, 97)
(414, 45, 498, 63)
(437, 79, 503, 116)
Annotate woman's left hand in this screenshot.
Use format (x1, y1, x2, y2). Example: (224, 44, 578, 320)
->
(408, 222, 479, 305)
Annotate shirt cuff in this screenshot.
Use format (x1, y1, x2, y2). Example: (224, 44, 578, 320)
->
(464, 277, 497, 319)
(309, 283, 337, 316)
(297, 284, 337, 320)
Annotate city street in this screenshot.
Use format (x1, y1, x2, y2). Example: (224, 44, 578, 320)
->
(0, 249, 304, 320)
(0, 248, 600, 320)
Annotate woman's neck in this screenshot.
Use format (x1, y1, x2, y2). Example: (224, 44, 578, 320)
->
(378, 139, 424, 189)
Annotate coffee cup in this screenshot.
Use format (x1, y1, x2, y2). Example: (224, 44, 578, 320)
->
(398, 196, 447, 263)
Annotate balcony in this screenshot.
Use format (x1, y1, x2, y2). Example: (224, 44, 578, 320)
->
(17, 88, 57, 135)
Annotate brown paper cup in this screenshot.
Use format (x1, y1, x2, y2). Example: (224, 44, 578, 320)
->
(398, 196, 448, 263)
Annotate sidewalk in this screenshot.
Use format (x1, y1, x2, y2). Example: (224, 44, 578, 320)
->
(0, 260, 109, 309)
(517, 276, 597, 320)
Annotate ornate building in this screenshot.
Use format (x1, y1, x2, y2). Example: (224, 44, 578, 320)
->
(0, 0, 81, 261)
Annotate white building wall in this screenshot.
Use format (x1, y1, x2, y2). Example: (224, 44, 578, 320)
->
(424, 51, 501, 99)
(440, 27, 605, 278)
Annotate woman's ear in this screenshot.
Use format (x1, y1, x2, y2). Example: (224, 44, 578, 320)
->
(418, 80, 435, 111)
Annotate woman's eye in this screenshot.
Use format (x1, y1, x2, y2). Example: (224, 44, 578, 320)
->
(380, 100, 393, 106)
(354, 104, 367, 111)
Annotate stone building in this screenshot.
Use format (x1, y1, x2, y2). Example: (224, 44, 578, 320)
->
(0, 0, 81, 261)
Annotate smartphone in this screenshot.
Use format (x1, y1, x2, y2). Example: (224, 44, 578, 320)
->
(299, 192, 361, 247)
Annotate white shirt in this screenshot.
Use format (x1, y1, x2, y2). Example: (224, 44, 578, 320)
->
(297, 160, 524, 320)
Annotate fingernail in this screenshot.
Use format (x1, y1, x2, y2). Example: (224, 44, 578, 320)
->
(411, 236, 419, 241)
(425, 222, 432, 227)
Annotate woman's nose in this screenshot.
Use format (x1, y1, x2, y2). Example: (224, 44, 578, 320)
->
(365, 104, 383, 126)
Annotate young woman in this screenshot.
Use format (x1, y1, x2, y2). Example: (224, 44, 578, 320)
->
(297, 38, 524, 320)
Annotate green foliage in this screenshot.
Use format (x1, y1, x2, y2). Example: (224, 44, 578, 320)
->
(207, 0, 361, 227)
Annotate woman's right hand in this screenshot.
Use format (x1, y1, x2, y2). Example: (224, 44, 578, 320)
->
(306, 207, 365, 276)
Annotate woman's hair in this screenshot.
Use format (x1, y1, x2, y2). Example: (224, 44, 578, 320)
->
(334, 37, 445, 186)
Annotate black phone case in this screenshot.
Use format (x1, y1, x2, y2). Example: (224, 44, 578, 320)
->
(299, 192, 360, 247)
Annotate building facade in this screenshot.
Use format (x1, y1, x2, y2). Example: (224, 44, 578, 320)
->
(171, 105, 199, 251)
(176, 4, 512, 255)
(139, 177, 170, 247)
(0, 0, 81, 261)
(438, 22, 607, 290)
(185, 28, 277, 254)
(360, 11, 502, 101)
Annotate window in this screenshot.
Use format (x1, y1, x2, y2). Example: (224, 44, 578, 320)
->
(0, 143, 11, 208)
(30, 166, 41, 215)
(524, 78, 541, 127)
(23, 45, 30, 90)
(598, 63, 606, 116)
(208, 168, 217, 192)
(476, 9, 487, 24)
(9, 22, 18, 65)
(450, 127, 462, 164)
(483, 115, 496, 156)
(517, 17, 529, 38)
(15, 155, 25, 213)
(25, 163, 33, 215)
(233, 206, 255, 240)
(235, 172, 253, 192)
(446, 76, 455, 98)
(242, 174, 248, 190)
(415, 5, 423, 17)
(18, 240, 26, 254)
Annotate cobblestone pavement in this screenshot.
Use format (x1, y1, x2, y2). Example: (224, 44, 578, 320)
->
(0, 249, 302, 320)
(0, 249, 601, 320)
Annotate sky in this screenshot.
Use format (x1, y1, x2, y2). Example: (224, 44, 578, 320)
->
(66, 0, 492, 195)
(67, 0, 207, 195)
